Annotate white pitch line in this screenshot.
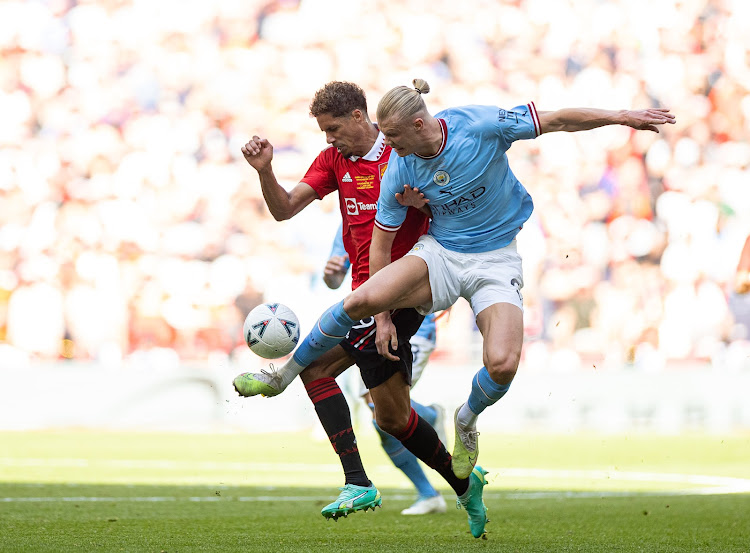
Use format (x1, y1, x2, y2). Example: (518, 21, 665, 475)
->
(2, 458, 750, 496)
(0, 494, 420, 503)
(0, 458, 345, 472)
(2, 489, 748, 503)
(496, 468, 750, 495)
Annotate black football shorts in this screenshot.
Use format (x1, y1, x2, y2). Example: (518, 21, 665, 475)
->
(339, 308, 424, 390)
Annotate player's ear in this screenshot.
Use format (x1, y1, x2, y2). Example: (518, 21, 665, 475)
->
(351, 109, 364, 122)
(413, 118, 424, 132)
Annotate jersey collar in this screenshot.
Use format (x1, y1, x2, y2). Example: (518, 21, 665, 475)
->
(415, 118, 447, 159)
(349, 131, 387, 162)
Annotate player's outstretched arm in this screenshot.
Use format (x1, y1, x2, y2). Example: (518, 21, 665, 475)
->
(537, 107, 675, 134)
(240, 135, 318, 221)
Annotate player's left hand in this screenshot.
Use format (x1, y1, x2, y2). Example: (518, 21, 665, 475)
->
(322, 255, 349, 289)
(374, 312, 399, 361)
(624, 108, 676, 132)
(324, 255, 348, 276)
(396, 185, 429, 209)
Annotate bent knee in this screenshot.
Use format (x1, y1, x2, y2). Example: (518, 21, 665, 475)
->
(300, 360, 341, 384)
(374, 413, 409, 436)
(343, 288, 380, 321)
(300, 347, 354, 385)
(484, 353, 520, 383)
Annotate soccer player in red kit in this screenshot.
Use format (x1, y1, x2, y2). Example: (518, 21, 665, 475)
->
(233, 83, 488, 536)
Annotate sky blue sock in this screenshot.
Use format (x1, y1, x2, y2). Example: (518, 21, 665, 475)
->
(411, 400, 437, 427)
(467, 366, 511, 415)
(373, 419, 438, 499)
(292, 300, 355, 367)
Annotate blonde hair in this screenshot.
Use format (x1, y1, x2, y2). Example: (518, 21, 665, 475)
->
(376, 78, 430, 124)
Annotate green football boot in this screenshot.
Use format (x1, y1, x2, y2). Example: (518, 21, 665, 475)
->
(232, 366, 283, 397)
(451, 407, 479, 478)
(456, 466, 489, 538)
(321, 484, 382, 520)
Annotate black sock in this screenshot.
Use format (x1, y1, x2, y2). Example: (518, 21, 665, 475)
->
(392, 408, 469, 496)
(305, 377, 370, 487)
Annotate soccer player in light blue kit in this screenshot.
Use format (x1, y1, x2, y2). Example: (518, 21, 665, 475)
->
(242, 78, 674, 537)
(324, 224, 446, 515)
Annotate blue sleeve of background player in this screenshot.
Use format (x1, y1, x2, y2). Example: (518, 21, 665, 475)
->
(329, 223, 351, 272)
(414, 313, 437, 344)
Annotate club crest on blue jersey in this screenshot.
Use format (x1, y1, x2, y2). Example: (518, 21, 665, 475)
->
(433, 170, 450, 186)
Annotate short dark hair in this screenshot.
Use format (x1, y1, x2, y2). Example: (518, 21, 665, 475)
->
(309, 81, 367, 119)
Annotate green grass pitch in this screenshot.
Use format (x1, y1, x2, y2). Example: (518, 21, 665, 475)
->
(1, 431, 749, 552)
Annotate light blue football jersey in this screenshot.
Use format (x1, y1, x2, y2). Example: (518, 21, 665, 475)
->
(375, 103, 540, 253)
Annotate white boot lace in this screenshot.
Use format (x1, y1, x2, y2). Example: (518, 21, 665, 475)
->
(258, 364, 282, 388)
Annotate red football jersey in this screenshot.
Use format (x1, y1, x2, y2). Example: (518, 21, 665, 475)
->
(302, 132, 429, 290)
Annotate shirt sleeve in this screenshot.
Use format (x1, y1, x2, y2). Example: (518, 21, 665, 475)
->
(301, 147, 338, 199)
(495, 102, 541, 149)
(328, 223, 352, 271)
(374, 151, 409, 232)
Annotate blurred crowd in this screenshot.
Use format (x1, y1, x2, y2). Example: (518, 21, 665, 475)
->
(1, 0, 749, 372)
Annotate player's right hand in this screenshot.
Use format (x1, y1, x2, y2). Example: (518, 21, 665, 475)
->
(241, 136, 273, 170)
(374, 312, 400, 362)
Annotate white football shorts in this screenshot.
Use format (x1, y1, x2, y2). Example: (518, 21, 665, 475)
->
(406, 234, 524, 317)
(409, 334, 435, 385)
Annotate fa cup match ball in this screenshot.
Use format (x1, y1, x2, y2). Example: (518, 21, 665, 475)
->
(243, 302, 300, 359)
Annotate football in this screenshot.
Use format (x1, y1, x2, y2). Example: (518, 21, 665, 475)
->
(243, 302, 300, 359)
